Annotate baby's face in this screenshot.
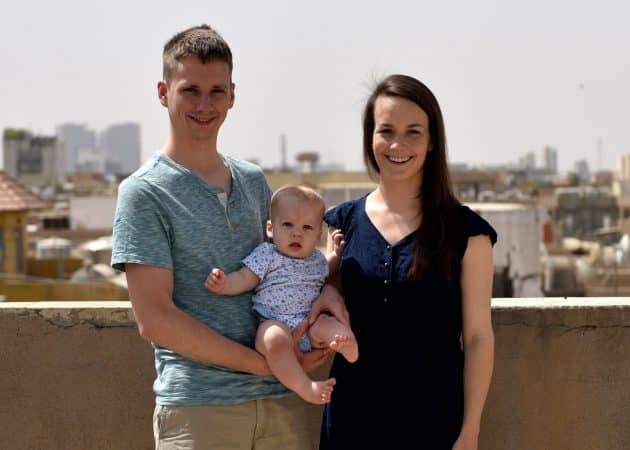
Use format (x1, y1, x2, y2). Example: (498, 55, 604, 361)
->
(268, 197, 323, 259)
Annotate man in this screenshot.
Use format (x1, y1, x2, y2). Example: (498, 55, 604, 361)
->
(112, 25, 337, 449)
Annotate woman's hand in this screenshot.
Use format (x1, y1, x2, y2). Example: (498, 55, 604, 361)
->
(291, 319, 331, 373)
(307, 284, 349, 327)
(452, 428, 479, 450)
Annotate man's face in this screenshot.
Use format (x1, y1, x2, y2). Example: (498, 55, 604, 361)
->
(157, 56, 235, 144)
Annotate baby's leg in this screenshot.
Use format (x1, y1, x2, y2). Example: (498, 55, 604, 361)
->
(256, 320, 335, 405)
(308, 314, 359, 363)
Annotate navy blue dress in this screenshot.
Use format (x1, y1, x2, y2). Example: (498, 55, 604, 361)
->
(321, 196, 497, 450)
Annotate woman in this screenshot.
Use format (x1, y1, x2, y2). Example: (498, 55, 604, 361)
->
(314, 75, 496, 449)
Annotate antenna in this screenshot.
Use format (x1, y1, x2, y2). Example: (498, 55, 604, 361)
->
(280, 134, 287, 171)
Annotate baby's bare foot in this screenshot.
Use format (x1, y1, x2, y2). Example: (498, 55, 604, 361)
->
(330, 334, 359, 363)
(295, 378, 336, 405)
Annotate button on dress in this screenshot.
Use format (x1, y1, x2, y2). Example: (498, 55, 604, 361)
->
(321, 196, 497, 450)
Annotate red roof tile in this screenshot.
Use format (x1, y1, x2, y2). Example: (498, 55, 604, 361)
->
(0, 171, 49, 212)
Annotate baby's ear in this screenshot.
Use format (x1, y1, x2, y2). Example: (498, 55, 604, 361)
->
(266, 220, 273, 239)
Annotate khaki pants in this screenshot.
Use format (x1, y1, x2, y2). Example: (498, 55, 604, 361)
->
(153, 395, 323, 450)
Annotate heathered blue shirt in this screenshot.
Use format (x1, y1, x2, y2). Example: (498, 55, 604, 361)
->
(111, 153, 290, 405)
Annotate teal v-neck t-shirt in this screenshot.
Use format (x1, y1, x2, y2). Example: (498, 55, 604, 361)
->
(112, 153, 290, 405)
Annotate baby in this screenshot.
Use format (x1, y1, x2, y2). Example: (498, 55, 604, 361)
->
(205, 184, 358, 404)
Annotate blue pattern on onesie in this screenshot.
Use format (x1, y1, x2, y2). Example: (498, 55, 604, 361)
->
(243, 242, 329, 351)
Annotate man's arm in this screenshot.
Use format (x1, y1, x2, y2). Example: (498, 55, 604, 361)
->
(126, 263, 270, 376)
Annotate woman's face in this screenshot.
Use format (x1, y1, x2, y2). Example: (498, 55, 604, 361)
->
(372, 95, 431, 186)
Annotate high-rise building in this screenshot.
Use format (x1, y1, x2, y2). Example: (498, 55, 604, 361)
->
(518, 151, 536, 170)
(99, 122, 141, 175)
(56, 123, 98, 173)
(574, 159, 590, 183)
(543, 146, 558, 174)
(2, 128, 65, 186)
(618, 154, 630, 180)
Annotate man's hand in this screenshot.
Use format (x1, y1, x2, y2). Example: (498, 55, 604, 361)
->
(292, 320, 331, 373)
(204, 268, 226, 294)
(308, 284, 349, 327)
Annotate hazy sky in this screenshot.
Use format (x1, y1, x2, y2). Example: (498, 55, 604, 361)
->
(1, 0, 628, 173)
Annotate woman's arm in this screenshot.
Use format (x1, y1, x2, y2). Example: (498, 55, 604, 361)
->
(308, 227, 349, 327)
(454, 234, 495, 450)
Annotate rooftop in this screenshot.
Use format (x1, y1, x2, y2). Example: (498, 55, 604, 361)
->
(0, 170, 49, 212)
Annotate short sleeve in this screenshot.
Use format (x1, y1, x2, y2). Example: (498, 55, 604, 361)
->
(324, 198, 360, 232)
(461, 205, 498, 246)
(111, 177, 173, 272)
(259, 179, 272, 237)
(242, 242, 274, 280)
(313, 248, 330, 279)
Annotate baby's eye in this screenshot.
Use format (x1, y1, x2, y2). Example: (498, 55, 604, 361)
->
(303, 224, 314, 231)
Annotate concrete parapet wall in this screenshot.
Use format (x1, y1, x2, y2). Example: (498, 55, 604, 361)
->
(485, 298, 630, 450)
(0, 278, 129, 301)
(1, 299, 629, 450)
(0, 302, 153, 450)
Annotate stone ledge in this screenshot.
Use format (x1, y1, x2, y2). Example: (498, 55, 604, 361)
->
(3, 298, 630, 330)
(492, 297, 630, 308)
(0, 301, 135, 328)
(491, 297, 630, 328)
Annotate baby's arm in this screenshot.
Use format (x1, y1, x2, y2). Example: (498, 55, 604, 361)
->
(205, 267, 260, 295)
(325, 228, 345, 273)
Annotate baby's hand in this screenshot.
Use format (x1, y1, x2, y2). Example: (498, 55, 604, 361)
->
(331, 229, 345, 256)
(205, 268, 226, 294)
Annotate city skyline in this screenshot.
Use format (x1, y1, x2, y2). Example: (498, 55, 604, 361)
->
(1, 0, 628, 174)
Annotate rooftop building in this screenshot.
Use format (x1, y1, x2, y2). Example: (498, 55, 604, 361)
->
(2, 129, 65, 187)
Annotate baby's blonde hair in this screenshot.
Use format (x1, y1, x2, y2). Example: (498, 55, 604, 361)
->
(270, 185, 325, 221)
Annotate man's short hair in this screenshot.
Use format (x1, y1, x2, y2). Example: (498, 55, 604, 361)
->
(163, 24, 233, 81)
(270, 185, 325, 221)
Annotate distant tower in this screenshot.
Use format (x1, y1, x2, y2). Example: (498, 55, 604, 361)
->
(618, 154, 630, 180)
(597, 137, 603, 171)
(280, 134, 288, 171)
(56, 123, 97, 173)
(295, 151, 320, 173)
(2, 128, 65, 186)
(100, 122, 141, 175)
(518, 151, 536, 170)
(574, 159, 590, 183)
(543, 146, 558, 174)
